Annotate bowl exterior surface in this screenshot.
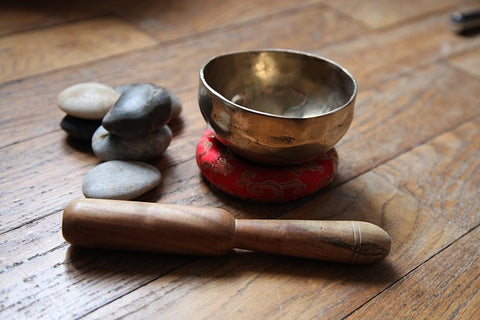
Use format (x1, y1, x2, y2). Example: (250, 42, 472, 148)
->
(198, 49, 356, 165)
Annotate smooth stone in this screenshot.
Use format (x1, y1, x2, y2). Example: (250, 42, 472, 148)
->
(103, 83, 172, 138)
(114, 83, 138, 94)
(60, 115, 101, 141)
(82, 160, 161, 200)
(114, 83, 182, 122)
(92, 125, 172, 161)
(168, 90, 182, 120)
(58, 82, 120, 120)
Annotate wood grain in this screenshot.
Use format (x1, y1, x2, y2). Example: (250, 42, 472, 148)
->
(348, 226, 480, 319)
(0, 0, 327, 43)
(449, 47, 480, 78)
(319, 13, 480, 88)
(0, 131, 96, 234)
(2, 10, 478, 151)
(116, 0, 324, 42)
(335, 62, 480, 182)
(82, 172, 466, 320)
(319, 0, 454, 28)
(0, 212, 191, 319)
(2, 9, 478, 150)
(0, 4, 364, 149)
(2, 63, 479, 234)
(375, 118, 480, 230)
(282, 171, 467, 270)
(0, 0, 113, 36)
(0, 0, 479, 318)
(0, 16, 156, 83)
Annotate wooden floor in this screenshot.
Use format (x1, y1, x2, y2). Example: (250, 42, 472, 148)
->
(1, 0, 479, 319)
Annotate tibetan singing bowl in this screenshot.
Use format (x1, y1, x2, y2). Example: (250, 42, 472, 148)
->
(198, 49, 357, 165)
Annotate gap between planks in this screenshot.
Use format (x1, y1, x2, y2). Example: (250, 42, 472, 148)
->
(75, 257, 198, 320)
(31, 115, 480, 319)
(341, 223, 480, 320)
(0, 1, 332, 88)
(1, 89, 479, 237)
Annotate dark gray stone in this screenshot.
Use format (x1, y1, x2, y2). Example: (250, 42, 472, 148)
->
(168, 90, 182, 120)
(60, 115, 101, 141)
(82, 160, 161, 200)
(103, 83, 172, 138)
(114, 83, 138, 94)
(91, 125, 172, 161)
(114, 83, 182, 122)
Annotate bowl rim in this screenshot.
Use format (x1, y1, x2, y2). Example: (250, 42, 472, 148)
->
(199, 48, 358, 120)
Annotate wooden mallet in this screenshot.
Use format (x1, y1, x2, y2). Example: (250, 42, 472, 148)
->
(62, 199, 391, 264)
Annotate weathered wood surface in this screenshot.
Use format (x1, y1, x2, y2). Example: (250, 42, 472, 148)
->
(0, 1, 479, 319)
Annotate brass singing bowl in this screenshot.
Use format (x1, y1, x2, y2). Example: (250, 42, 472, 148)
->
(198, 49, 357, 165)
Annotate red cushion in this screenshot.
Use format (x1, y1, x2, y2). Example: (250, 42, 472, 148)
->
(196, 129, 337, 202)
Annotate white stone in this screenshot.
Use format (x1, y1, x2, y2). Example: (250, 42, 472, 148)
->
(58, 82, 120, 120)
(82, 160, 161, 200)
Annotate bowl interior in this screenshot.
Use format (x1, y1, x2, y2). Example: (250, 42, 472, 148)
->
(203, 51, 356, 118)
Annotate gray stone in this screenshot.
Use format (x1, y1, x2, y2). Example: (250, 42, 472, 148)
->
(168, 90, 182, 120)
(57, 82, 120, 120)
(60, 115, 101, 141)
(114, 83, 138, 94)
(114, 83, 182, 122)
(92, 125, 172, 161)
(103, 83, 172, 138)
(82, 160, 161, 200)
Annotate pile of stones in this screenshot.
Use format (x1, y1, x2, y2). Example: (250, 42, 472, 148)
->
(58, 82, 182, 200)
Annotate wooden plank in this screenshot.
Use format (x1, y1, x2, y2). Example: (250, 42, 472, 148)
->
(0, 126, 286, 235)
(0, 4, 365, 147)
(449, 47, 480, 78)
(0, 0, 323, 40)
(375, 118, 480, 230)
(335, 62, 480, 183)
(1, 19, 479, 234)
(2, 118, 476, 318)
(81, 172, 466, 319)
(0, 16, 157, 83)
(0, 212, 192, 319)
(0, 131, 96, 234)
(79, 119, 480, 319)
(2, 11, 478, 151)
(3, 70, 477, 317)
(2, 62, 479, 234)
(0, 1, 110, 36)
(319, 0, 454, 29)
(0, 2, 478, 319)
(348, 226, 480, 319)
(2, 10, 479, 150)
(318, 12, 480, 88)
(114, 0, 323, 42)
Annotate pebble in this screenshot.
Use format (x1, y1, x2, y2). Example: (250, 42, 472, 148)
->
(103, 83, 172, 138)
(91, 125, 172, 161)
(60, 115, 101, 141)
(82, 160, 161, 200)
(169, 91, 182, 120)
(115, 83, 182, 121)
(57, 82, 120, 120)
(114, 83, 138, 94)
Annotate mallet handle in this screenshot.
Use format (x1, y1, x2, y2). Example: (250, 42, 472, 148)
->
(62, 199, 391, 264)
